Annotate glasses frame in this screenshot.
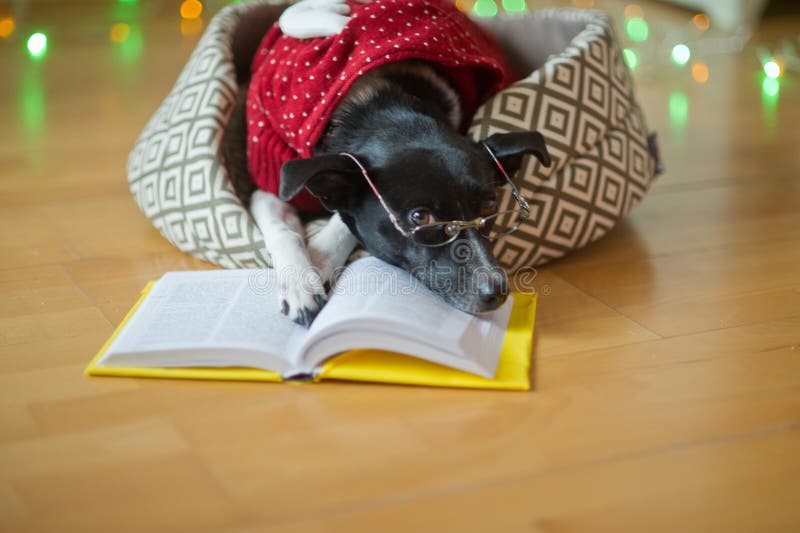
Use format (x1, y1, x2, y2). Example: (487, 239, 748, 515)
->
(339, 142, 531, 248)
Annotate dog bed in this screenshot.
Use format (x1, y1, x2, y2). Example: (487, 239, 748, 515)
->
(127, 1, 660, 271)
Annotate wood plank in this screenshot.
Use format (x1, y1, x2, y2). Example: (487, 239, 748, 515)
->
(261, 424, 800, 532)
(552, 238, 800, 337)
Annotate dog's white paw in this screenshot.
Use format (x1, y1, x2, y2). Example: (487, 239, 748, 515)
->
(279, 0, 352, 39)
(278, 265, 327, 327)
(306, 232, 343, 289)
(249, 190, 328, 327)
(306, 213, 359, 289)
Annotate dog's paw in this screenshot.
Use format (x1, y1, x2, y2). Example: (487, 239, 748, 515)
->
(306, 232, 343, 289)
(278, 266, 327, 327)
(306, 213, 359, 289)
(279, 0, 352, 39)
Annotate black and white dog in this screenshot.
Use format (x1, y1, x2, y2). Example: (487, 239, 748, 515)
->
(223, 0, 551, 325)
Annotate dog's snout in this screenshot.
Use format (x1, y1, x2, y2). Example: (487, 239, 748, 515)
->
(476, 271, 508, 311)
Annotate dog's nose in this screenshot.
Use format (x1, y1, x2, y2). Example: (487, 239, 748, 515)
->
(476, 272, 508, 311)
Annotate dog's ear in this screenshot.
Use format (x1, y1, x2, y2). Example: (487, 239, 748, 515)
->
(483, 131, 552, 181)
(280, 154, 361, 210)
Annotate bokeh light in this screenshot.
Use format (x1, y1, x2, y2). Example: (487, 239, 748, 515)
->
(691, 62, 709, 84)
(623, 4, 644, 19)
(0, 17, 15, 38)
(502, 0, 526, 13)
(26, 32, 48, 60)
(180, 0, 203, 20)
(763, 60, 781, 79)
(472, 0, 498, 17)
(671, 43, 691, 66)
(455, 0, 474, 12)
(622, 48, 638, 70)
(625, 17, 649, 42)
(692, 13, 710, 31)
(110, 22, 131, 43)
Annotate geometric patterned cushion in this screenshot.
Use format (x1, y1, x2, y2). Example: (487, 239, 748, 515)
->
(470, 9, 658, 271)
(128, 3, 658, 272)
(127, 1, 277, 269)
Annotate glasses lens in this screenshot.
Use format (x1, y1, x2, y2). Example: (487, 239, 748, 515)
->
(411, 223, 456, 246)
(485, 209, 528, 240)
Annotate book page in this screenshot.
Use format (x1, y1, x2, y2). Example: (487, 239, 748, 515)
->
(100, 269, 307, 373)
(300, 257, 513, 377)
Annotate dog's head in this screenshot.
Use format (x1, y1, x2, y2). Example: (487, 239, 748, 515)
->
(280, 128, 551, 314)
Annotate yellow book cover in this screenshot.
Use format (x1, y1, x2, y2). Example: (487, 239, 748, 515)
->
(86, 274, 536, 391)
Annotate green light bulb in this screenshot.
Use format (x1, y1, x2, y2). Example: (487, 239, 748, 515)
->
(625, 17, 648, 43)
(622, 48, 638, 70)
(501, 0, 526, 13)
(473, 0, 498, 17)
(26, 32, 48, 59)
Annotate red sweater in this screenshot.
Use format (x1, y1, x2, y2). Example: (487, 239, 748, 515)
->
(246, 0, 516, 214)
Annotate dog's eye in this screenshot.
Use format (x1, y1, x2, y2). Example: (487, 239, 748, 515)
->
(409, 208, 433, 226)
(480, 198, 498, 217)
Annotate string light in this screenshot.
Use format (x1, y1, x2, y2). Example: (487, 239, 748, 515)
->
(763, 60, 781, 79)
(26, 32, 48, 60)
(110, 22, 131, 43)
(0, 17, 14, 38)
(623, 4, 644, 19)
(692, 13, 710, 31)
(6, 0, 790, 104)
(622, 48, 638, 70)
(472, 0, 498, 17)
(454, 0, 474, 13)
(625, 17, 649, 42)
(180, 0, 203, 20)
(501, 0, 526, 13)
(691, 62, 709, 84)
(671, 44, 691, 66)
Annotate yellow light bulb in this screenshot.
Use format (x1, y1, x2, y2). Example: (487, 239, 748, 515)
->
(0, 17, 15, 38)
(692, 13, 710, 31)
(110, 22, 131, 43)
(624, 4, 644, 19)
(180, 0, 203, 20)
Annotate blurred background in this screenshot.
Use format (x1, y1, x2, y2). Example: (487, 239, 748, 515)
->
(1, 0, 798, 196)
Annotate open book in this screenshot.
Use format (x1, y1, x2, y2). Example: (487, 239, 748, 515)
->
(87, 257, 537, 390)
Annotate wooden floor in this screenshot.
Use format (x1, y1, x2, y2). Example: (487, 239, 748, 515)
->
(2, 1, 799, 531)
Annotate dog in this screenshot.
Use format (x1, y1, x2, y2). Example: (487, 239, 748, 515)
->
(222, 0, 552, 326)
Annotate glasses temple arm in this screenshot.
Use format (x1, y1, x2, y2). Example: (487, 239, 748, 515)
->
(338, 152, 412, 236)
(481, 141, 531, 212)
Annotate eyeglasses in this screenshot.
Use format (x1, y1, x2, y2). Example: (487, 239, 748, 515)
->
(339, 142, 531, 247)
